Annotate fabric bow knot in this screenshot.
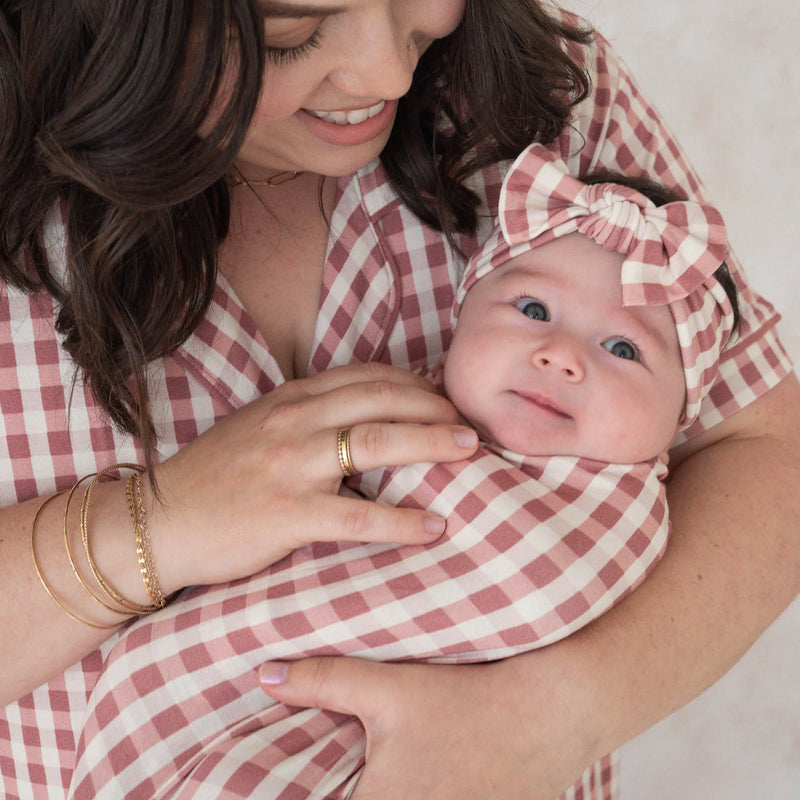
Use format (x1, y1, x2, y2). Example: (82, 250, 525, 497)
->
(457, 143, 736, 432)
(499, 147, 729, 307)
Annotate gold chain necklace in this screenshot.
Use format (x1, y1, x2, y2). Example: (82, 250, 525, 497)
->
(228, 170, 305, 188)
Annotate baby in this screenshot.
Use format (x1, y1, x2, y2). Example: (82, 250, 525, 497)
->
(68, 144, 737, 800)
(444, 142, 736, 463)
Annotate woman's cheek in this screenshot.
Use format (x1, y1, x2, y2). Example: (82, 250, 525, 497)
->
(434, 0, 468, 37)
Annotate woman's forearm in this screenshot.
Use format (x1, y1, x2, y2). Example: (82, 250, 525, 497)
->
(0, 480, 152, 706)
(525, 373, 800, 765)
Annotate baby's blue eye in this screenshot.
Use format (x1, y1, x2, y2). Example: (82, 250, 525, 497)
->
(515, 298, 549, 321)
(602, 337, 639, 361)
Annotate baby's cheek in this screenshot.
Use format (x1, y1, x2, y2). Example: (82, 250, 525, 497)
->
(443, 362, 477, 419)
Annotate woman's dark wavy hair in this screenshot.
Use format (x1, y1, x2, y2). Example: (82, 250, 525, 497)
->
(0, 0, 593, 468)
(383, 0, 593, 238)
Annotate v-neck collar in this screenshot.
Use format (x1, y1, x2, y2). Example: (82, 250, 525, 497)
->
(172, 162, 404, 407)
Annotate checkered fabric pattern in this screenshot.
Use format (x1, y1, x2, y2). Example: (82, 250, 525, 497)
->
(62, 448, 668, 800)
(1, 16, 793, 800)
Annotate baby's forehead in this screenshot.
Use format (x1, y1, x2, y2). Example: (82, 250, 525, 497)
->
(483, 235, 626, 298)
(502, 232, 624, 277)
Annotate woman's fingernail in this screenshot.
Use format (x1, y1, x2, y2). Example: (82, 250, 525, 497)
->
(454, 428, 478, 448)
(425, 516, 446, 535)
(259, 662, 289, 686)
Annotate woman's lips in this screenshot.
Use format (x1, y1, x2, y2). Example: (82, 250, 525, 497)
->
(298, 99, 396, 146)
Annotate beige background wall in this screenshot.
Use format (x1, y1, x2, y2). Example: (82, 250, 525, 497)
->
(556, 1, 800, 797)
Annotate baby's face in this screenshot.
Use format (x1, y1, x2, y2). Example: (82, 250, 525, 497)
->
(444, 233, 686, 462)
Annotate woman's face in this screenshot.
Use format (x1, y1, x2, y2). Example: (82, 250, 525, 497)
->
(234, 0, 466, 178)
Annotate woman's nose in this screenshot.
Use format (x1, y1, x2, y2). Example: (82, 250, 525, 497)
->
(327, 18, 418, 99)
(532, 340, 585, 382)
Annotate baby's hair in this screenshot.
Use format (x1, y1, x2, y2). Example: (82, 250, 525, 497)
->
(581, 171, 741, 333)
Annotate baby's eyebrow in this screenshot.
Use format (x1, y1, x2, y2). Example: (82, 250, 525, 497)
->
(259, 1, 345, 18)
(625, 311, 674, 355)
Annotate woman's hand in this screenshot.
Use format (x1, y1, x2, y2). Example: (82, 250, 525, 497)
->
(257, 654, 591, 800)
(0, 362, 477, 706)
(148, 362, 479, 594)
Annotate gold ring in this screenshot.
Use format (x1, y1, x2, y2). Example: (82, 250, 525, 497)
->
(336, 427, 357, 478)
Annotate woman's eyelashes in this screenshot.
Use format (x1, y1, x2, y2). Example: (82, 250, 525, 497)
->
(265, 25, 324, 67)
(514, 297, 549, 321)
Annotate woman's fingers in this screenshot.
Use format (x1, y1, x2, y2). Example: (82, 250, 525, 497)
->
(277, 363, 460, 427)
(319, 422, 477, 481)
(301, 493, 447, 545)
(293, 377, 460, 430)
(293, 362, 442, 399)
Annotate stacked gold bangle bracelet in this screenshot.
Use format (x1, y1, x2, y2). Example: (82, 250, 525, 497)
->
(31, 463, 168, 629)
(127, 471, 165, 609)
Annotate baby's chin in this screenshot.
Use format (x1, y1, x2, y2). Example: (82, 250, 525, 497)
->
(474, 422, 562, 458)
(585, 434, 675, 464)
(477, 422, 668, 463)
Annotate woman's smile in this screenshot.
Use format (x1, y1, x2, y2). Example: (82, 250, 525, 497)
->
(305, 99, 387, 125)
(297, 98, 397, 146)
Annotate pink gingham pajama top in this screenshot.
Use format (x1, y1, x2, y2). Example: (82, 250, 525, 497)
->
(0, 24, 793, 800)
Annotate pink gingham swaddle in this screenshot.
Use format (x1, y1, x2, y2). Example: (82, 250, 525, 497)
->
(68, 446, 669, 799)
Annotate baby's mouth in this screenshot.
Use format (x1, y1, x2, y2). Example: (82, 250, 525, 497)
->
(305, 100, 386, 126)
(516, 391, 572, 420)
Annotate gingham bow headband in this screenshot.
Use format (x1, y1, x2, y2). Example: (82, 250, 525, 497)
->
(458, 143, 736, 430)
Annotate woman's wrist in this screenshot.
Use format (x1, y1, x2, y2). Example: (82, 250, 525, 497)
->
(65, 469, 178, 616)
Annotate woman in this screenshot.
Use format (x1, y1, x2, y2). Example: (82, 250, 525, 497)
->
(1, 1, 798, 798)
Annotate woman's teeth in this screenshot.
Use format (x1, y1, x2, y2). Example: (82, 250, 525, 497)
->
(307, 100, 386, 126)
